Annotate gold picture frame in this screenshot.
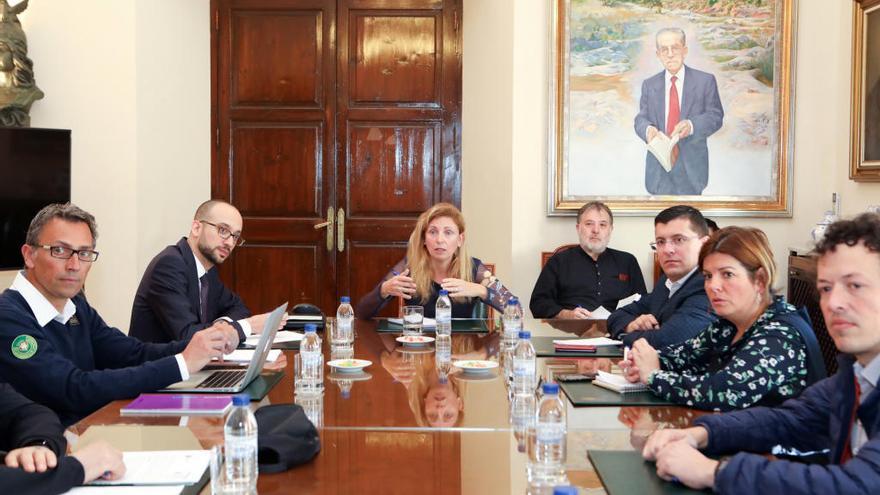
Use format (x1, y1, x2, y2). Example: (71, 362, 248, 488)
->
(851, 0, 880, 181)
(548, 0, 797, 216)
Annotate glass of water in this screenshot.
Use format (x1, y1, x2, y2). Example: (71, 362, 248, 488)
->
(402, 306, 424, 336)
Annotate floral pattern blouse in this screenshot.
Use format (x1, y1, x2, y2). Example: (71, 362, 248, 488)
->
(647, 298, 808, 412)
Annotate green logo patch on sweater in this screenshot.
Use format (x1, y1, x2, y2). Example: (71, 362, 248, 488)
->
(11, 335, 38, 360)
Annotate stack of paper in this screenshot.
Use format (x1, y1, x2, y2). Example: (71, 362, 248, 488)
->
(216, 349, 281, 363)
(245, 331, 302, 346)
(592, 371, 650, 394)
(553, 337, 622, 351)
(121, 395, 233, 416)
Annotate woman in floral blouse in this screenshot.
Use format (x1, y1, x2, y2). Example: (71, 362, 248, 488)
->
(622, 226, 810, 411)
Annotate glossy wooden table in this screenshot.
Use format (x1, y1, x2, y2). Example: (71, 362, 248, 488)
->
(72, 318, 706, 494)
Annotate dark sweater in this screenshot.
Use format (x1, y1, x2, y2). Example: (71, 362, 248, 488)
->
(0, 290, 187, 425)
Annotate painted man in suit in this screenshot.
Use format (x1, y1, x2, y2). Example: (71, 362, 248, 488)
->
(608, 205, 715, 347)
(130, 200, 274, 347)
(634, 27, 724, 196)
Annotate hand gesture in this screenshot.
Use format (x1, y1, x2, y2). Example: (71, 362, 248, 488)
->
(625, 314, 659, 332)
(646, 125, 659, 142)
(631, 338, 661, 382)
(642, 426, 707, 461)
(4, 446, 57, 473)
(381, 269, 417, 299)
(556, 307, 592, 319)
(182, 327, 226, 373)
(71, 441, 126, 483)
(672, 120, 692, 139)
(654, 439, 718, 489)
(245, 310, 285, 336)
(440, 278, 488, 299)
(213, 320, 240, 354)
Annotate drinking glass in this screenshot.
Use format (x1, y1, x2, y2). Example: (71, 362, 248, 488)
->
(402, 306, 424, 336)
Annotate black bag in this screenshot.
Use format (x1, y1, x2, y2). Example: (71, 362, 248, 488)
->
(254, 403, 320, 473)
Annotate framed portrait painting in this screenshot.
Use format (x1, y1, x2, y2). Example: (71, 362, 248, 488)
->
(851, 0, 880, 181)
(548, 0, 796, 216)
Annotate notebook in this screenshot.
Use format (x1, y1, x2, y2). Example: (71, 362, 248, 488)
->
(161, 302, 287, 393)
(122, 394, 233, 416)
(592, 371, 650, 394)
(553, 337, 622, 351)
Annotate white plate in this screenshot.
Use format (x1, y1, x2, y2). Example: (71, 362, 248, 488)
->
(327, 359, 372, 373)
(396, 335, 435, 346)
(453, 360, 498, 373)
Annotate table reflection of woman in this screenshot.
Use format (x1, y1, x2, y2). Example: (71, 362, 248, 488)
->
(621, 227, 810, 411)
(410, 371, 465, 427)
(357, 203, 516, 318)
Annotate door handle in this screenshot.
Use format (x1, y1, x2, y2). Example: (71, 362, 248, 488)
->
(317, 207, 334, 251)
(337, 208, 345, 253)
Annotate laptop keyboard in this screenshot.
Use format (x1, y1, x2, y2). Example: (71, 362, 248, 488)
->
(197, 370, 247, 389)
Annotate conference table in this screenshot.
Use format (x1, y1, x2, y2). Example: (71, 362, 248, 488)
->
(71, 318, 707, 494)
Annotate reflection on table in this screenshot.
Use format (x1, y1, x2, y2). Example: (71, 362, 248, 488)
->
(71, 318, 706, 494)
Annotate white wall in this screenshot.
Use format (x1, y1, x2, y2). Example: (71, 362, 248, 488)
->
(7, 0, 210, 331)
(6, 0, 878, 326)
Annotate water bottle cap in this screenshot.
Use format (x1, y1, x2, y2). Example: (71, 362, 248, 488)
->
(439, 289, 449, 296)
(507, 296, 519, 305)
(232, 393, 250, 406)
(305, 324, 317, 333)
(341, 390, 351, 399)
(518, 330, 530, 339)
(553, 487, 579, 495)
(340, 296, 350, 303)
(542, 382, 559, 395)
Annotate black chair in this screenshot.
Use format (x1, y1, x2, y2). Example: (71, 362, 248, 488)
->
(779, 306, 828, 385)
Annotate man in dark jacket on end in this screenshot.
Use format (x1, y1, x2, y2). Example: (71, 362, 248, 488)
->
(639, 212, 880, 494)
(0, 382, 124, 493)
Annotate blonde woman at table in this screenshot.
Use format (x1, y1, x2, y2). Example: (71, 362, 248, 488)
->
(621, 227, 812, 411)
(356, 203, 516, 319)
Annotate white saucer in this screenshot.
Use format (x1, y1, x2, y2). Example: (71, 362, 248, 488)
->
(453, 360, 498, 374)
(396, 335, 435, 346)
(327, 359, 372, 373)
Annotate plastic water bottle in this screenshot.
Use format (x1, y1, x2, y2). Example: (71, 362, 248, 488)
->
(301, 324, 323, 394)
(435, 289, 452, 336)
(336, 296, 355, 346)
(435, 333, 452, 375)
(513, 330, 537, 396)
(224, 393, 258, 494)
(502, 297, 523, 345)
(510, 393, 536, 453)
(529, 382, 568, 485)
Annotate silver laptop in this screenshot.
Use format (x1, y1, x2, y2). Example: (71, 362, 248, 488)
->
(163, 302, 288, 393)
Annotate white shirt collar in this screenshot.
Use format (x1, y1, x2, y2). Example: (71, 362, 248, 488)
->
(665, 67, 685, 85)
(665, 266, 698, 298)
(854, 353, 880, 393)
(191, 250, 207, 280)
(9, 271, 77, 326)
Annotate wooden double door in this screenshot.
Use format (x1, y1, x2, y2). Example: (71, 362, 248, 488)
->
(211, 0, 462, 315)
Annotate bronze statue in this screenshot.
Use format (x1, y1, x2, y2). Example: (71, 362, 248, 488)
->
(0, 0, 43, 127)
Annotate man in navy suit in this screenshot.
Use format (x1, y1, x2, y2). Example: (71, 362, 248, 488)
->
(130, 200, 273, 347)
(634, 28, 724, 196)
(608, 205, 715, 347)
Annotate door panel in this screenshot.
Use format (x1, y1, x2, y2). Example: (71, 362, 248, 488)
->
(347, 123, 437, 216)
(230, 245, 321, 313)
(231, 11, 324, 106)
(231, 124, 321, 216)
(350, 14, 439, 104)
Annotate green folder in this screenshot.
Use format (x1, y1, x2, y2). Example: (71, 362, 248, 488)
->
(242, 371, 284, 401)
(375, 318, 490, 333)
(532, 336, 624, 358)
(588, 450, 710, 494)
(559, 381, 673, 407)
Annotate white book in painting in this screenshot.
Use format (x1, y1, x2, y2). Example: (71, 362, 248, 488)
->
(593, 371, 650, 394)
(647, 132, 680, 172)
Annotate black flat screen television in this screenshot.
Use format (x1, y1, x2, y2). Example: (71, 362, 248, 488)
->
(0, 128, 71, 270)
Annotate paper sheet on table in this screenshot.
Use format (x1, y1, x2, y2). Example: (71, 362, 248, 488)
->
(616, 293, 642, 309)
(217, 349, 281, 362)
(552, 337, 622, 347)
(287, 314, 322, 321)
(589, 306, 611, 320)
(388, 317, 437, 328)
(89, 450, 209, 486)
(65, 486, 184, 494)
(246, 331, 303, 346)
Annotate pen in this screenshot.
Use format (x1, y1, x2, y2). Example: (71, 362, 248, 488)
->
(624, 346, 630, 363)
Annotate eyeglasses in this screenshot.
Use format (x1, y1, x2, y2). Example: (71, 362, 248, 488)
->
(199, 220, 245, 246)
(650, 235, 697, 251)
(32, 245, 100, 262)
